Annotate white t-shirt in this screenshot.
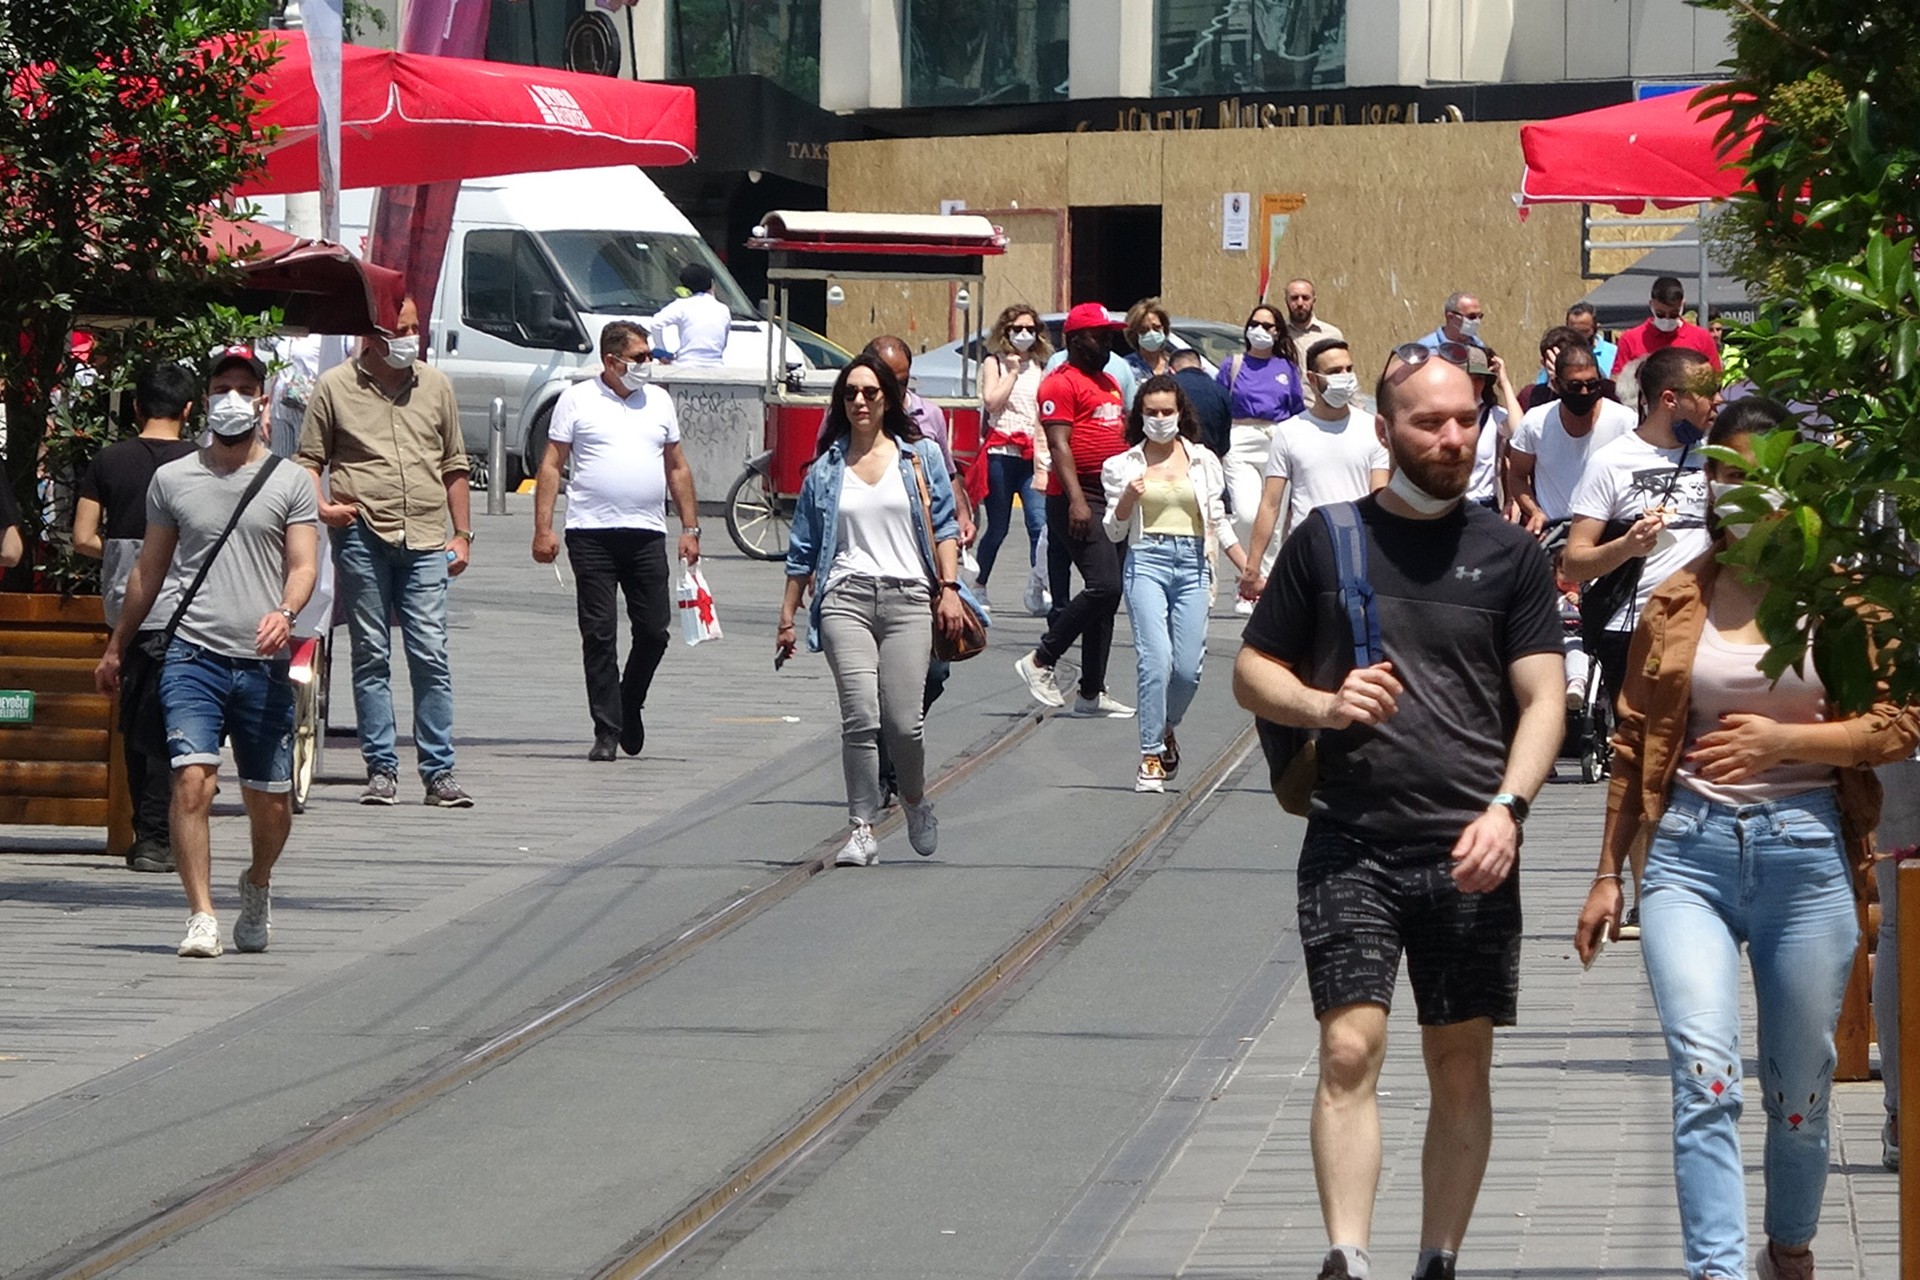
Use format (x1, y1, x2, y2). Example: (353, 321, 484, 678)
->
(651, 292, 733, 364)
(826, 464, 925, 595)
(1262, 408, 1390, 540)
(1466, 404, 1507, 504)
(548, 377, 680, 532)
(1510, 399, 1636, 522)
(1568, 429, 1711, 631)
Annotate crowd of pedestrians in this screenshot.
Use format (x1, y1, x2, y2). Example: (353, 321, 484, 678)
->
(38, 266, 1911, 1280)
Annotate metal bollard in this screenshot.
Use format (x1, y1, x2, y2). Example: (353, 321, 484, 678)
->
(486, 397, 507, 515)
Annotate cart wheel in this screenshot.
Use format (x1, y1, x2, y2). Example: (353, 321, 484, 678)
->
(291, 663, 321, 814)
(1581, 747, 1602, 785)
(726, 466, 791, 560)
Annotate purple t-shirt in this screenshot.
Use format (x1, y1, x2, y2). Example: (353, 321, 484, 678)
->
(1218, 354, 1305, 423)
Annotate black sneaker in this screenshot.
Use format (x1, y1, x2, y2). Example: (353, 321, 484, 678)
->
(1413, 1256, 1456, 1280)
(424, 771, 474, 808)
(359, 771, 399, 806)
(1316, 1251, 1352, 1280)
(126, 836, 175, 874)
(1617, 905, 1642, 941)
(588, 733, 618, 762)
(619, 710, 645, 757)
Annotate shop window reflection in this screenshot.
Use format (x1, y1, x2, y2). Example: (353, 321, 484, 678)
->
(1156, 0, 1345, 95)
(905, 0, 1069, 107)
(667, 0, 823, 101)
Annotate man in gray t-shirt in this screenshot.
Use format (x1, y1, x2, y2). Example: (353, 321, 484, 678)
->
(96, 347, 318, 959)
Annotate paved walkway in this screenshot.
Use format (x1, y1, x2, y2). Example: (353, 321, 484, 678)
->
(0, 506, 1902, 1278)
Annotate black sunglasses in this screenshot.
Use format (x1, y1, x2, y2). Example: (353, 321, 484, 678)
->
(1389, 340, 1476, 370)
(1560, 378, 1603, 395)
(1008, 324, 1038, 334)
(842, 385, 884, 403)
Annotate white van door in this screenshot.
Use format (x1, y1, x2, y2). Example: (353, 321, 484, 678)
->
(440, 225, 591, 472)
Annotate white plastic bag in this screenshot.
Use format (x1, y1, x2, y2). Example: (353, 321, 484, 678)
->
(677, 565, 723, 646)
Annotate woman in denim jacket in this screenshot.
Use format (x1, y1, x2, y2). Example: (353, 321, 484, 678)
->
(776, 354, 973, 868)
(1574, 398, 1918, 1280)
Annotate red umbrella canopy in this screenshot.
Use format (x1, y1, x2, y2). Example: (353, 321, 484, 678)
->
(234, 31, 696, 196)
(203, 216, 405, 333)
(1518, 90, 1757, 213)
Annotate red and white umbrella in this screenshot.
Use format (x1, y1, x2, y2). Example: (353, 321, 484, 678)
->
(234, 31, 695, 196)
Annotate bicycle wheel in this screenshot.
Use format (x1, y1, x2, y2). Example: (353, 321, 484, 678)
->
(725, 466, 791, 560)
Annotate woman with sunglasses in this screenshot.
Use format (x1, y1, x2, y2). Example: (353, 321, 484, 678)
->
(1573, 399, 1917, 1280)
(1103, 375, 1246, 793)
(777, 355, 972, 867)
(974, 305, 1051, 614)
(1217, 303, 1304, 605)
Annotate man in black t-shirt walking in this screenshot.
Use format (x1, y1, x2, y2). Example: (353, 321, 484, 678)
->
(73, 360, 202, 872)
(1233, 348, 1565, 1280)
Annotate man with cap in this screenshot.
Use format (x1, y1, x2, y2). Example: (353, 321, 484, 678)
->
(94, 347, 319, 957)
(650, 263, 733, 365)
(298, 296, 476, 808)
(1014, 303, 1135, 718)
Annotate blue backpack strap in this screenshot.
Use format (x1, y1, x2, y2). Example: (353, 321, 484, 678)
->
(1315, 502, 1383, 668)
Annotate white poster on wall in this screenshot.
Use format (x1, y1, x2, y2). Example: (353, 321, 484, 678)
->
(940, 199, 968, 216)
(1222, 192, 1251, 251)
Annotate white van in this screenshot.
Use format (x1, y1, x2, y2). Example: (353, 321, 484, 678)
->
(257, 166, 797, 485)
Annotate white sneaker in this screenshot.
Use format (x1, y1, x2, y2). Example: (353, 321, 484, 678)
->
(1233, 596, 1256, 616)
(1135, 756, 1166, 793)
(1070, 692, 1135, 719)
(1023, 578, 1051, 617)
(1015, 653, 1066, 708)
(234, 872, 271, 953)
(178, 912, 222, 958)
(904, 798, 939, 856)
(1565, 675, 1588, 710)
(972, 581, 991, 611)
(835, 823, 878, 867)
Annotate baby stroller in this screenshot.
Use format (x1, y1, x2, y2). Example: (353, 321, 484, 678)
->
(1543, 519, 1613, 784)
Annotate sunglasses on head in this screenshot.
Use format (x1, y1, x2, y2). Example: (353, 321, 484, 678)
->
(842, 384, 884, 403)
(1390, 340, 1476, 371)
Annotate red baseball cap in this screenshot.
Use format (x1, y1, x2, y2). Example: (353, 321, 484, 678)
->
(209, 343, 267, 382)
(1062, 302, 1124, 334)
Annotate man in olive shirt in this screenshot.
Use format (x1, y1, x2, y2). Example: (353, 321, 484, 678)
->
(297, 298, 476, 808)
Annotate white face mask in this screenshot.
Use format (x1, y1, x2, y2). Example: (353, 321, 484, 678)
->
(1141, 413, 1182, 443)
(206, 390, 259, 440)
(1454, 315, 1482, 341)
(1709, 480, 1782, 538)
(1138, 330, 1168, 353)
(382, 335, 420, 368)
(1386, 466, 1458, 515)
(620, 360, 651, 392)
(1651, 313, 1682, 333)
(1318, 371, 1358, 409)
(1009, 330, 1037, 353)
(1245, 325, 1276, 352)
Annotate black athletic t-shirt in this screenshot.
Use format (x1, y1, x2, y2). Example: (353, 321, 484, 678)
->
(1243, 495, 1563, 843)
(79, 436, 196, 538)
(0, 454, 21, 537)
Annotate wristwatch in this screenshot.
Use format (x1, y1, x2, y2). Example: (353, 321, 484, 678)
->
(277, 608, 297, 624)
(682, 527, 702, 538)
(454, 529, 475, 543)
(1489, 792, 1530, 826)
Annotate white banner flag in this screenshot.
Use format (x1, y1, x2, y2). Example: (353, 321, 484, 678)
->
(304, 0, 346, 242)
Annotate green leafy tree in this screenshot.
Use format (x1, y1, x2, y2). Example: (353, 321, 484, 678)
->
(1693, 1, 1920, 711)
(0, 0, 279, 583)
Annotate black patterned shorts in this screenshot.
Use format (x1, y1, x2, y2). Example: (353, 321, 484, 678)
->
(1297, 821, 1522, 1027)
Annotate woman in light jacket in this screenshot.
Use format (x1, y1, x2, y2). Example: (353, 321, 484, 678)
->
(777, 354, 972, 867)
(1103, 374, 1246, 793)
(1574, 398, 1918, 1280)
(974, 304, 1050, 611)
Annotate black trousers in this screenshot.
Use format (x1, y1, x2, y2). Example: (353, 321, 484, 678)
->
(118, 630, 173, 844)
(565, 528, 672, 740)
(1039, 481, 1127, 700)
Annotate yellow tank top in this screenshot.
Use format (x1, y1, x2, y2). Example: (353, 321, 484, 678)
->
(1141, 473, 1203, 536)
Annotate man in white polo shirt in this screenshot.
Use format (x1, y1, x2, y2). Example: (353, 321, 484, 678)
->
(650, 263, 733, 365)
(532, 320, 701, 761)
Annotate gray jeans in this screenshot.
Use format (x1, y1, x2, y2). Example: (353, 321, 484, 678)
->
(1875, 758, 1920, 1113)
(819, 575, 934, 825)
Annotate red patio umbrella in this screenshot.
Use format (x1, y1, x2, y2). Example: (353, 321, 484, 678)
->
(233, 31, 696, 196)
(1518, 90, 1756, 213)
(204, 216, 404, 333)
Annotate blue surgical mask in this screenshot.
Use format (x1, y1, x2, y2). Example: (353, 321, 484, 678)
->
(1672, 418, 1705, 448)
(1138, 330, 1168, 353)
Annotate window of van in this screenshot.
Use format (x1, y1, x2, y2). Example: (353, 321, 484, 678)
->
(463, 229, 586, 350)
(539, 231, 755, 319)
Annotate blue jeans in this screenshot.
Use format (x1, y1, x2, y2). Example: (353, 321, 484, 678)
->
(1640, 787, 1858, 1278)
(975, 453, 1043, 585)
(158, 640, 295, 792)
(332, 520, 457, 781)
(1122, 534, 1209, 756)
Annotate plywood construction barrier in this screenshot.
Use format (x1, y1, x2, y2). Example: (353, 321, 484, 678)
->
(0, 595, 132, 855)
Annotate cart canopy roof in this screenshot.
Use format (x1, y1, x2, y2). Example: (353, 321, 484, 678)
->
(750, 211, 1006, 255)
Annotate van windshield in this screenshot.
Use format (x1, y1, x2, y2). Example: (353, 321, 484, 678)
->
(540, 231, 755, 319)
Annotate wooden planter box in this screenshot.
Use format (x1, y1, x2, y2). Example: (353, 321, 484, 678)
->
(0, 595, 132, 855)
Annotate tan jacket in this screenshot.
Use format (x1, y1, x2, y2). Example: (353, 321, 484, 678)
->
(1604, 548, 1918, 880)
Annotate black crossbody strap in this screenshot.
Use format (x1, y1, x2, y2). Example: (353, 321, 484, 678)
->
(161, 455, 283, 643)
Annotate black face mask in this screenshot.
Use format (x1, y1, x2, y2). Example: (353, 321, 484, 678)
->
(1560, 388, 1602, 416)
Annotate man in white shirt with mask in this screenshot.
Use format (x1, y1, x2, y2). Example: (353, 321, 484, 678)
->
(649, 263, 734, 365)
(1416, 291, 1485, 351)
(1237, 338, 1391, 597)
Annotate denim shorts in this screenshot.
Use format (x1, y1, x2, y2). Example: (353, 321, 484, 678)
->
(158, 639, 296, 792)
(1296, 820, 1523, 1026)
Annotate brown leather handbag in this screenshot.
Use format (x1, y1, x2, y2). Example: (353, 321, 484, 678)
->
(907, 452, 989, 662)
